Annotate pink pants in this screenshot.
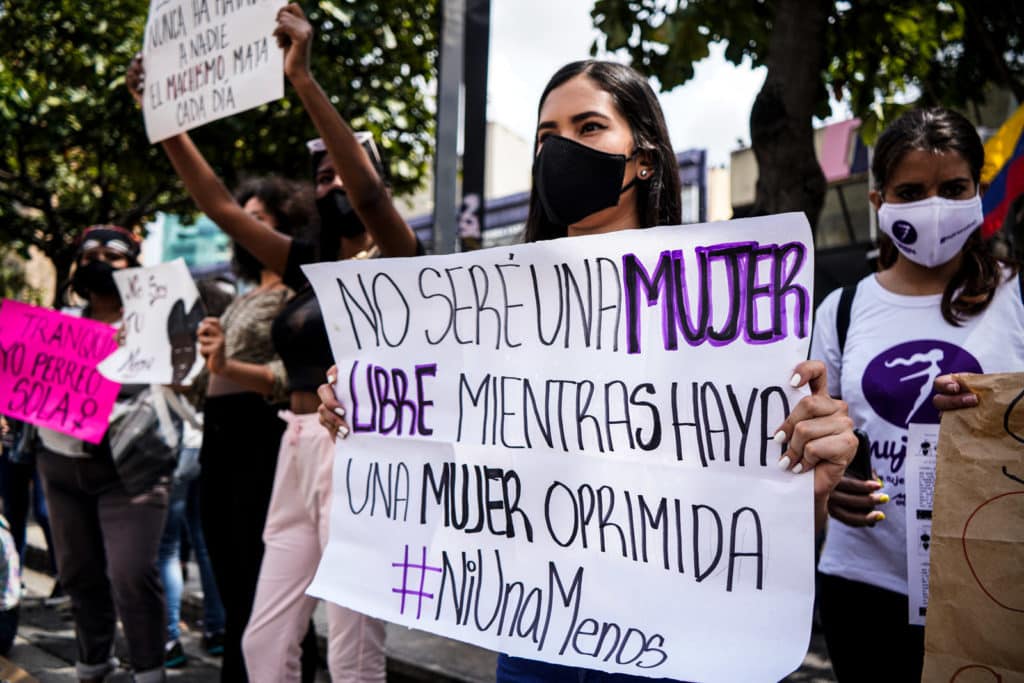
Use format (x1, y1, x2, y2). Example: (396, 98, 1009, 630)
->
(242, 411, 386, 683)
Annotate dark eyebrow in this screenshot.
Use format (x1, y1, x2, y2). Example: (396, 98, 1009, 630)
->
(938, 176, 972, 185)
(537, 110, 612, 132)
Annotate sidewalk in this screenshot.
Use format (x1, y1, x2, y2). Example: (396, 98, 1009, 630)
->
(18, 524, 835, 682)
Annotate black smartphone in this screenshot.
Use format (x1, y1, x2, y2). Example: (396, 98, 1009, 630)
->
(846, 429, 872, 480)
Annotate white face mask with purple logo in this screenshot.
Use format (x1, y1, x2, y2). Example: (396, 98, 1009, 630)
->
(877, 194, 983, 268)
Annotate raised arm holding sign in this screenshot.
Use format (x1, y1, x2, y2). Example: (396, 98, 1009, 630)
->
(126, 3, 419, 278)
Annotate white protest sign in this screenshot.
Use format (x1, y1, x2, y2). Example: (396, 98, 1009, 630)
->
(99, 258, 204, 385)
(905, 422, 939, 626)
(141, 0, 285, 143)
(305, 214, 817, 683)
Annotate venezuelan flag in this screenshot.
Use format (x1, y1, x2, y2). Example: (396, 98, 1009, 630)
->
(981, 103, 1024, 238)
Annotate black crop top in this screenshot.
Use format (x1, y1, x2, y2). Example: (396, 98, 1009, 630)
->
(271, 237, 423, 394)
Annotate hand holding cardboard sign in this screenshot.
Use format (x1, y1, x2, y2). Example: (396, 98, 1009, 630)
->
(932, 372, 980, 411)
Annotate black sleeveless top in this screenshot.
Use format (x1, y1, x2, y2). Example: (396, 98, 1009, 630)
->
(271, 238, 423, 394)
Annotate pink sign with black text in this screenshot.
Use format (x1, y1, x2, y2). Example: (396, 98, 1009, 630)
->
(0, 300, 120, 444)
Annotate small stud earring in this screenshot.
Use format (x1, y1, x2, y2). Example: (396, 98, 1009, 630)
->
(640, 169, 649, 178)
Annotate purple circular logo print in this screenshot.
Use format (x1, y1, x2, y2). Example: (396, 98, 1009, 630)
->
(862, 340, 982, 428)
(892, 220, 918, 244)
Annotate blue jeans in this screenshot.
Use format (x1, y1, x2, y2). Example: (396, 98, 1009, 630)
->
(158, 471, 225, 641)
(496, 654, 684, 683)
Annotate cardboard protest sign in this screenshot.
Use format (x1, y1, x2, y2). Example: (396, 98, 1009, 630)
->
(141, 0, 285, 143)
(923, 373, 1024, 683)
(305, 214, 817, 682)
(98, 259, 204, 386)
(0, 300, 120, 444)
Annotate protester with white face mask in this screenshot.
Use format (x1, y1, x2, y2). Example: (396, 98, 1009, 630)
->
(877, 192, 984, 268)
(811, 107, 1024, 682)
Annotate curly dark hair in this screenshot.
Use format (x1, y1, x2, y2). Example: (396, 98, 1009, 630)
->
(873, 107, 1018, 325)
(522, 60, 681, 243)
(231, 176, 314, 282)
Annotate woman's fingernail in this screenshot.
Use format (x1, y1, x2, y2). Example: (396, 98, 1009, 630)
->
(873, 493, 890, 504)
(333, 406, 345, 418)
(773, 430, 787, 444)
(792, 462, 804, 474)
(789, 373, 802, 388)
(869, 511, 886, 522)
(338, 425, 349, 438)
(327, 373, 336, 385)
(777, 456, 791, 470)
(963, 394, 978, 406)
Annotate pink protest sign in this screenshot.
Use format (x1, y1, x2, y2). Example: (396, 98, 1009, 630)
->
(0, 300, 121, 444)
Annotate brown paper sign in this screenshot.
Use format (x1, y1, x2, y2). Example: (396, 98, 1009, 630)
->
(923, 373, 1024, 683)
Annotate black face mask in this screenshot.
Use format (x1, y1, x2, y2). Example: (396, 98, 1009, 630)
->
(532, 135, 638, 227)
(316, 188, 366, 259)
(71, 260, 119, 298)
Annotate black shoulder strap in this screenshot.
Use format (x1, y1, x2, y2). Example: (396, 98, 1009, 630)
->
(836, 284, 858, 355)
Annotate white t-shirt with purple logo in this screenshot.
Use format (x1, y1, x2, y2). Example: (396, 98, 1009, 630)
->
(812, 271, 1024, 595)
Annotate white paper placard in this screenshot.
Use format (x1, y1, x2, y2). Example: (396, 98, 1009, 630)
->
(142, 0, 285, 143)
(906, 422, 940, 626)
(99, 258, 204, 385)
(305, 214, 818, 683)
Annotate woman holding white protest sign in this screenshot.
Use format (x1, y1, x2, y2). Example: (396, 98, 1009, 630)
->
(127, 3, 422, 681)
(317, 59, 858, 682)
(811, 108, 1024, 682)
(34, 226, 170, 683)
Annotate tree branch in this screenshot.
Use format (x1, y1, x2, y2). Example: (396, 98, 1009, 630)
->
(117, 190, 193, 229)
(0, 183, 44, 209)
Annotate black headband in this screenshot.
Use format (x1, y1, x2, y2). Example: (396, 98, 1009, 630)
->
(77, 225, 140, 258)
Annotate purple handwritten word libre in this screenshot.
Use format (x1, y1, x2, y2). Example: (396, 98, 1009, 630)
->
(622, 241, 810, 354)
(350, 361, 437, 436)
(391, 544, 443, 619)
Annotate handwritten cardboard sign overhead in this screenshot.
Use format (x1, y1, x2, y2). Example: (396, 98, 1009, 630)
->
(98, 258, 204, 386)
(923, 373, 1024, 683)
(0, 300, 120, 443)
(305, 214, 818, 682)
(142, 0, 285, 143)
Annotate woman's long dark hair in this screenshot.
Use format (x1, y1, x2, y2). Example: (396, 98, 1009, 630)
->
(232, 176, 313, 282)
(523, 60, 681, 243)
(873, 107, 1017, 325)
